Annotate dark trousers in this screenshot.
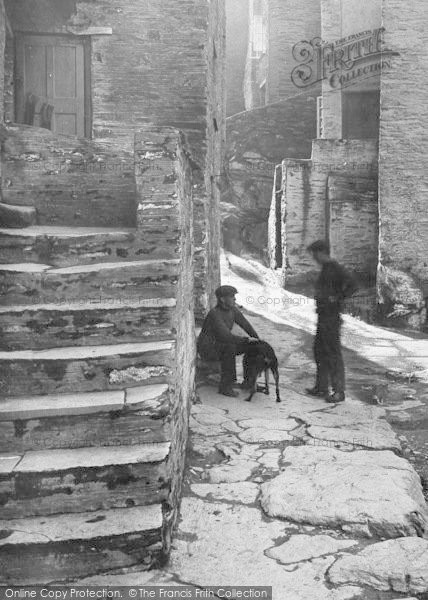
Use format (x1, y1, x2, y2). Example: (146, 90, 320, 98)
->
(198, 338, 252, 389)
(314, 313, 345, 393)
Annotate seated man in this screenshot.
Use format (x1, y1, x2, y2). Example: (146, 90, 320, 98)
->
(197, 285, 260, 398)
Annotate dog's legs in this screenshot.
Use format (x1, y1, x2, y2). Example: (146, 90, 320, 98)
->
(245, 375, 258, 402)
(264, 368, 270, 395)
(272, 368, 281, 403)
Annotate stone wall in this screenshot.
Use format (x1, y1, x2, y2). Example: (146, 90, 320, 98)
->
(1, 124, 136, 227)
(223, 90, 318, 260)
(226, 0, 248, 116)
(328, 171, 378, 280)
(377, 0, 428, 329)
(0, 0, 5, 196)
(275, 139, 378, 283)
(268, 164, 283, 269)
(268, 0, 321, 103)
(134, 127, 196, 555)
(0, 0, 4, 124)
(201, 0, 226, 316)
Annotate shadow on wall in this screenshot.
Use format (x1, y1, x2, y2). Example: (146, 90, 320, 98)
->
(222, 90, 319, 261)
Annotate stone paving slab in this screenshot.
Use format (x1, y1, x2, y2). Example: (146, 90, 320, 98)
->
(261, 446, 428, 538)
(328, 538, 428, 594)
(266, 534, 358, 565)
(168, 498, 361, 600)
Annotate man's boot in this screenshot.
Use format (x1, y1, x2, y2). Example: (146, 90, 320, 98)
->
(305, 386, 329, 398)
(218, 386, 238, 398)
(326, 391, 345, 403)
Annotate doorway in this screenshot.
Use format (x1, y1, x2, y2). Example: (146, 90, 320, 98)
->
(15, 33, 90, 137)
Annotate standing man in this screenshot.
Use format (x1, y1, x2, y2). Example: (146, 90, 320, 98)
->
(197, 285, 260, 398)
(306, 240, 357, 403)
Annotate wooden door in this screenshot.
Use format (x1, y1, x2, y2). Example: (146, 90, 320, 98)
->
(16, 34, 88, 137)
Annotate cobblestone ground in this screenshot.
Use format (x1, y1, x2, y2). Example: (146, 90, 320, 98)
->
(82, 253, 428, 599)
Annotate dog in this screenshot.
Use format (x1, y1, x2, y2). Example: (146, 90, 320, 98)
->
(242, 340, 281, 403)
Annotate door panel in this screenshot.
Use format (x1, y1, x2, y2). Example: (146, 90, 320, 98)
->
(16, 34, 87, 137)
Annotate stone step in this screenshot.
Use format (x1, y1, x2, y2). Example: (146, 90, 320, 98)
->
(0, 504, 163, 584)
(0, 297, 176, 350)
(0, 259, 179, 305)
(0, 226, 179, 266)
(0, 384, 171, 452)
(0, 226, 137, 266)
(0, 203, 36, 228)
(0, 442, 170, 519)
(0, 340, 174, 397)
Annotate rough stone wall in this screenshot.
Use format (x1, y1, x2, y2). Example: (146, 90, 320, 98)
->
(226, 0, 248, 116)
(1, 124, 136, 227)
(201, 0, 226, 315)
(268, 164, 283, 269)
(0, 0, 5, 124)
(3, 27, 13, 124)
(223, 91, 318, 260)
(378, 0, 428, 328)
(268, 0, 321, 104)
(0, 0, 5, 196)
(328, 171, 378, 280)
(134, 127, 195, 555)
(278, 139, 378, 283)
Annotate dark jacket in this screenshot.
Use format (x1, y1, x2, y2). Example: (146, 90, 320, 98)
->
(315, 260, 357, 315)
(198, 305, 258, 356)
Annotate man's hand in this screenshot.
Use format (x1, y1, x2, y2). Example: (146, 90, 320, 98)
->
(248, 337, 259, 343)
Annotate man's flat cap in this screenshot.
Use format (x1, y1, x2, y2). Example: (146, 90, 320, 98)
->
(307, 239, 330, 254)
(215, 285, 238, 299)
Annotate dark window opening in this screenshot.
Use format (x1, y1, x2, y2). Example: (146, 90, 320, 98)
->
(342, 90, 380, 139)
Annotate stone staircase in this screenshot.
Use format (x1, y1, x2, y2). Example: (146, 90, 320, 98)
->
(0, 127, 196, 583)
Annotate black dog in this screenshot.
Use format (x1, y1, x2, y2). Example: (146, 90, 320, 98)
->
(242, 340, 281, 403)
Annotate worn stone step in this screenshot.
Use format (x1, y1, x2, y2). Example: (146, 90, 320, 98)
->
(0, 259, 179, 305)
(0, 442, 170, 519)
(0, 297, 176, 350)
(0, 340, 174, 397)
(0, 384, 171, 452)
(0, 226, 145, 266)
(0, 504, 163, 584)
(0, 203, 36, 228)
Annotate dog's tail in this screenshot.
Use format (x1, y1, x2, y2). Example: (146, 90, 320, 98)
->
(272, 366, 281, 403)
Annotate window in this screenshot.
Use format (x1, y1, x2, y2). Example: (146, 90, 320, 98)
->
(342, 91, 380, 139)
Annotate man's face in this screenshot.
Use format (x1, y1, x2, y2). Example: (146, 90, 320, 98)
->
(220, 294, 236, 309)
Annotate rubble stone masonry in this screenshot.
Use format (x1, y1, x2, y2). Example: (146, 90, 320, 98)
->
(268, 0, 321, 104)
(378, 0, 428, 326)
